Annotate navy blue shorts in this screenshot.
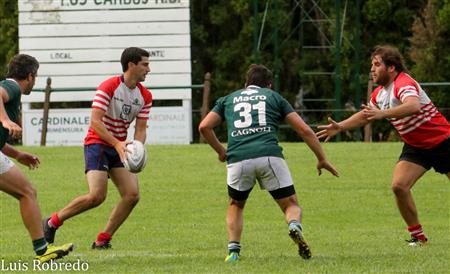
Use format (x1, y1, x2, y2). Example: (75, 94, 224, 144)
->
(399, 136, 450, 174)
(84, 143, 124, 173)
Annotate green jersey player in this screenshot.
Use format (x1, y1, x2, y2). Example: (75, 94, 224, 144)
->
(0, 54, 74, 262)
(199, 64, 339, 262)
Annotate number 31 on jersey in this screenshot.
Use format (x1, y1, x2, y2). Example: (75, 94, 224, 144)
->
(234, 102, 266, 128)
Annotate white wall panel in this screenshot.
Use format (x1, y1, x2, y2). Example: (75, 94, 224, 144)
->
(18, 0, 193, 144)
(20, 35, 190, 50)
(19, 0, 189, 11)
(22, 48, 190, 63)
(20, 21, 190, 37)
(37, 60, 191, 76)
(29, 73, 192, 91)
(22, 88, 192, 103)
(20, 8, 189, 24)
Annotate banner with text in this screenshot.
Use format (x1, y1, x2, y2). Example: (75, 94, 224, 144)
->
(22, 107, 191, 146)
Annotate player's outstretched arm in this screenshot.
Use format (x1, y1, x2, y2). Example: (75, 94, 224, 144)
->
(198, 112, 227, 162)
(285, 112, 339, 177)
(362, 97, 421, 120)
(315, 117, 343, 142)
(316, 111, 369, 142)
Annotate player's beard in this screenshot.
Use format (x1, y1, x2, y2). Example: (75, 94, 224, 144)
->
(373, 72, 390, 87)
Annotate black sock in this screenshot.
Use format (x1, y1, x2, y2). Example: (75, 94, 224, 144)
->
(228, 241, 241, 254)
(288, 220, 303, 231)
(33, 238, 48, 255)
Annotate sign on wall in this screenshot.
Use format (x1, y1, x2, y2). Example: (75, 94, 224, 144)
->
(18, 0, 193, 145)
(22, 107, 191, 146)
(22, 109, 90, 146)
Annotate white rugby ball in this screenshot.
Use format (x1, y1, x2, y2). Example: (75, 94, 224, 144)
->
(123, 140, 148, 173)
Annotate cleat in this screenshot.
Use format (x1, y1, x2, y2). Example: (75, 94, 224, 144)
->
(42, 218, 56, 244)
(406, 237, 427, 246)
(224, 251, 239, 263)
(35, 243, 74, 263)
(289, 228, 312, 259)
(92, 241, 112, 249)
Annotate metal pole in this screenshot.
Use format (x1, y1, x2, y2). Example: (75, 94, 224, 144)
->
(200, 72, 211, 120)
(200, 72, 211, 143)
(354, 0, 362, 140)
(364, 73, 373, 142)
(299, 1, 304, 84)
(253, 0, 260, 63)
(334, 0, 342, 141)
(272, 0, 280, 91)
(40, 77, 51, 146)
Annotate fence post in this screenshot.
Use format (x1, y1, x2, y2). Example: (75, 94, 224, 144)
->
(364, 74, 373, 142)
(200, 72, 211, 143)
(40, 77, 52, 146)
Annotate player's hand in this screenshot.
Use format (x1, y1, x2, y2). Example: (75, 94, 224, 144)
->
(1, 119, 22, 139)
(316, 159, 339, 177)
(113, 141, 129, 163)
(316, 117, 342, 142)
(362, 104, 385, 121)
(218, 150, 227, 162)
(16, 152, 40, 170)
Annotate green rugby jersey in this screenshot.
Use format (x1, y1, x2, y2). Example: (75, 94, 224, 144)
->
(0, 79, 22, 149)
(211, 85, 295, 163)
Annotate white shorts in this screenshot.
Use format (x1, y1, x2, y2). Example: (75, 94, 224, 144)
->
(0, 151, 14, 174)
(227, 156, 294, 192)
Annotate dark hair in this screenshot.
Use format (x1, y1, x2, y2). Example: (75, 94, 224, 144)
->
(245, 64, 273, 88)
(371, 45, 408, 73)
(120, 47, 149, 72)
(6, 54, 39, 80)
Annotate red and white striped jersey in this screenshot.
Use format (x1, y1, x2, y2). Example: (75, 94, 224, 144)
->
(84, 75, 152, 146)
(370, 72, 450, 149)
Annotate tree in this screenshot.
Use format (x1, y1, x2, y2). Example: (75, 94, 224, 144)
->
(0, 0, 18, 78)
(409, 0, 450, 113)
(4, 0, 446, 141)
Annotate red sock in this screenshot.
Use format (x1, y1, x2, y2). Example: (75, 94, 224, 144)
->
(96, 232, 112, 245)
(49, 213, 63, 229)
(408, 224, 427, 241)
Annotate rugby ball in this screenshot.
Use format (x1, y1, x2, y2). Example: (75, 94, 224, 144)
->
(123, 140, 148, 173)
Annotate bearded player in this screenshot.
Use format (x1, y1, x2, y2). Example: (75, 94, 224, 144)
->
(317, 45, 450, 246)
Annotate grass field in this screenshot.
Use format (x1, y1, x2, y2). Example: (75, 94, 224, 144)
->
(0, 143, 448, 273)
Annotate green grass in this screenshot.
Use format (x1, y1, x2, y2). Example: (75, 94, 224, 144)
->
(1, 143, 449, 273)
